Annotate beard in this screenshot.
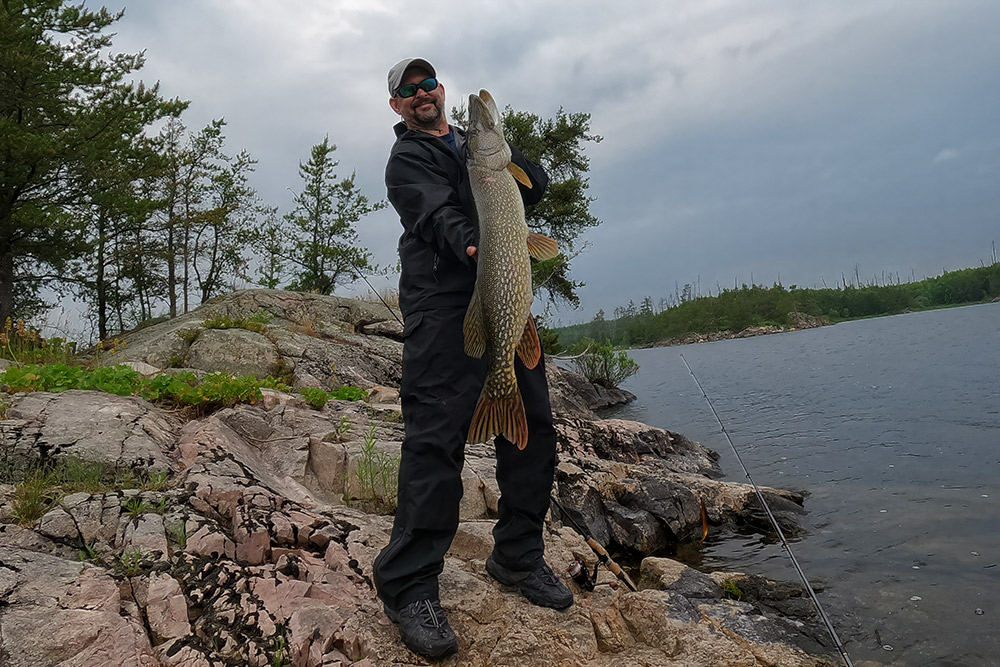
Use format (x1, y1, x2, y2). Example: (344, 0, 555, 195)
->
(410, 98, 444, 129)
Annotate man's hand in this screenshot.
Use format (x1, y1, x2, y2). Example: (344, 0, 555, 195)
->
(466, 246, 478, 261)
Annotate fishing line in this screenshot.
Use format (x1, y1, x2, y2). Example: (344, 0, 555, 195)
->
(353, 267, 402, 326)
(680, 354, 855, 667)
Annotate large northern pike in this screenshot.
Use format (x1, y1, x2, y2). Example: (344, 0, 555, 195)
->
(463, 89, 559, 450)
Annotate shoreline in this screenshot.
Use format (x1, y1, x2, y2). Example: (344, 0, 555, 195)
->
(642, 312, 829, 348)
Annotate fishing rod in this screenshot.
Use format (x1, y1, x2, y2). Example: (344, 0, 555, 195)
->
(354, 268, 402, 326)
(680, 354, 855, 667)
(550, 494, 639, 592)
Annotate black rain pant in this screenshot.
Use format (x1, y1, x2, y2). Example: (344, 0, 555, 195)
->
(372, 306, 557, 612)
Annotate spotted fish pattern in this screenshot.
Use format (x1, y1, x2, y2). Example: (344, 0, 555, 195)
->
(463, 89, 559, 450)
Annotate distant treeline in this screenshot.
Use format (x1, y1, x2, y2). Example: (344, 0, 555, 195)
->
(554, 263, 1000, 349)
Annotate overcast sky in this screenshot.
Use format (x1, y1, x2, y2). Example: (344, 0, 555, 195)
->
(109, 0, 1000, 325)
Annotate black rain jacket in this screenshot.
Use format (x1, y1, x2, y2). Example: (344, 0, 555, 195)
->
(386, 122, 548, 319)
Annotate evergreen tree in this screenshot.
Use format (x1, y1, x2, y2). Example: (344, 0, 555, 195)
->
(154, 118, 235, 315)
(285, 138, 384, 295)
(73, 134, 163, 339)
(0, 0, 184, 323)
(192, 149, 258, 302)
(244, 206, 287, 289)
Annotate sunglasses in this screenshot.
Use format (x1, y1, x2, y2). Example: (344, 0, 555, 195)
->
(395, 77, 438, 98)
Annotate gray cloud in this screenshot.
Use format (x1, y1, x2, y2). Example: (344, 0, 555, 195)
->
(107, 0, 1000, 324)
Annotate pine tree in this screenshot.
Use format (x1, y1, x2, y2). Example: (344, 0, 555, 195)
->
(285, 138, 384, 295)
(0, 0, 184, 323)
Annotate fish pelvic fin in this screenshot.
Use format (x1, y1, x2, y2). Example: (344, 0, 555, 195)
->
(516, 316, 541, 369)
(507, 162, 533, 188)
(467, 388, 529, 450)
(463, 288, 486, 358)
(526, 231, 559, 261)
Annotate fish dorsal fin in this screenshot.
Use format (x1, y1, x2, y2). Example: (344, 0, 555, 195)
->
(526, 231, 559, 261)
(508, 163, 532, 188)
(516, 316, 541, 370)
(463, 288, 486, 358)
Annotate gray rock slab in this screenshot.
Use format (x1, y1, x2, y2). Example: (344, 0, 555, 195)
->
(4, 391, 177, 472)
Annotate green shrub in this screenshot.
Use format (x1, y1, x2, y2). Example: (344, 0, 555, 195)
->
(301, 386, 329, 409)
(353, 425, 399, 513)
(330, 384, 367, 401)
(570, 341, 639, 389)
(0, 363, 291, 413)
(301, 385, 368, 408)
(140, 470, 171, 492)
(53, 457, 106, 494)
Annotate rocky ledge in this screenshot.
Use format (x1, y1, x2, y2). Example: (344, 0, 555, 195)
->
(0, 290, 850, 666)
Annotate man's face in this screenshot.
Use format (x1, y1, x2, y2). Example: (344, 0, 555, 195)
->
(389, 67, 446, 131)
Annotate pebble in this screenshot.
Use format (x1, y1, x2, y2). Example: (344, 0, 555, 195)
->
(975, 609, 984, 616)
(882, 644, 894, 651)
(910, 596, 922, 601)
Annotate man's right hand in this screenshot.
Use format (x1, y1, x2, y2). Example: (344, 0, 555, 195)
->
(466, 246, 478, 261)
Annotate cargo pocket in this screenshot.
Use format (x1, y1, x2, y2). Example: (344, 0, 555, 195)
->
(402, 311, 424, 340)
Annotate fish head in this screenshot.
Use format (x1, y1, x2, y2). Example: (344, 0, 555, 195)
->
(467, 89, 512, 170)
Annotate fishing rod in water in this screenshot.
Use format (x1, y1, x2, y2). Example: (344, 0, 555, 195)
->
(680, 354, 855, 667)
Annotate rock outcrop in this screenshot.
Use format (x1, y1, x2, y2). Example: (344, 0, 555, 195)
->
(0, 290, 846, 667)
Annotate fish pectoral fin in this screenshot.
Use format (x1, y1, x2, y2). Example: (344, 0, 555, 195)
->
(507, 162, 533, 189)
(467, 389, 529, 450)
(463, 289, 487, 358)
(526, 231, 559, 261)
(516, 317, 542, 370)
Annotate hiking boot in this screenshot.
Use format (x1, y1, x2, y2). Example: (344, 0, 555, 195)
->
(486, 554, 574, 610)
(384, 598, 458, 660)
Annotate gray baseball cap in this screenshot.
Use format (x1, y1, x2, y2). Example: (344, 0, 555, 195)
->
(387, 57, 436, 95)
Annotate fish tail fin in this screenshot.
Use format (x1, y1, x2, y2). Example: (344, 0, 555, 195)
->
(468, 387, 529, 450)
(516, 317, 541, 369)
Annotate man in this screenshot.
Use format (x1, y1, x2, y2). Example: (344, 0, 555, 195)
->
(372, 57, 573, 660)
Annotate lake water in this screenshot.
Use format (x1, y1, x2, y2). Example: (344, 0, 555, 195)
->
(603, 302, 999, 667)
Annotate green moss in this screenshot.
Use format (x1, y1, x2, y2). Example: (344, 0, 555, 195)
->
(202, 308, 273, 333)
(720, 578, 744, 601)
